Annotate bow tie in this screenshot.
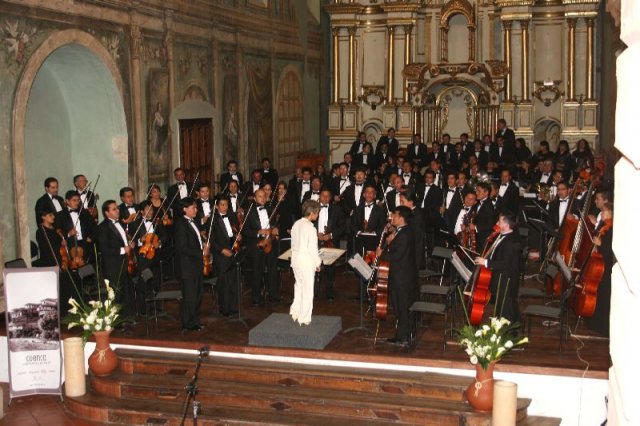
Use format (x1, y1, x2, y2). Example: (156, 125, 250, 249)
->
(425, 184, 432, 188)
(78, 190, 86, 195)
(355, 183, 363, 187)
(69, 208, 80, 214)
(313, 191, 320, 194)
(365, 204, 373, 208)
(464, 207, 470, 212)
(220, 214, 228, 219)
(145, 219, 154, 224)
(303, 181, 310, 185)
(543, 173, 550, 177)
(201, 199, 209, 203)
(448, 189, 455, 193)
(264, 169, 269, 173)
(560, 199, 568, 203)
(229, 195, 236, 198)
(501, 184, 508, 187)
(258, 206, 265, 211)
(341, 178, 347, 181)
(321, 205, 328, 208)
(403, 174, 410, 177)
(178, 182, 185, 186)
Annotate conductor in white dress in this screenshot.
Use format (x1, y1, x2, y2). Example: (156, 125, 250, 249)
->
(290, 200, 322, 325)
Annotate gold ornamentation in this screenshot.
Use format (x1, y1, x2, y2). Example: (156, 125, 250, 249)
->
(440, 0, 475, 28)
(533, 80, 563, 107)
(358, 85, 387, 110)
(130, 24, 142, 60)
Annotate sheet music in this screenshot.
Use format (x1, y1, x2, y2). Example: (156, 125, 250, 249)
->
(348, 254, 374, 281)
(319, 248, 346, 265)
(451, 252, 472, 283)
(554, 251, 572, 282)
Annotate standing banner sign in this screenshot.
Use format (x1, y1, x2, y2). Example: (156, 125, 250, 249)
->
(3, 267, 62, 401)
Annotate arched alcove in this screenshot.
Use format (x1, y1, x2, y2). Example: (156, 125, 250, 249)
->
(13, 30, 128, 259)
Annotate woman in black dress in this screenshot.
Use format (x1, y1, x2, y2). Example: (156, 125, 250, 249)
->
(36, 209, 64, 268)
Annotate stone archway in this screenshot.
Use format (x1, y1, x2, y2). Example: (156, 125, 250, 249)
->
(533, 117, 562, 151)
(12, 29, 128, 259)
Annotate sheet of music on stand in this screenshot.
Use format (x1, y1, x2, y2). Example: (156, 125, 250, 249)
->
(277, 248, 347, 266)
(451, 251, 472, 284)
(348, 254, 374, 281)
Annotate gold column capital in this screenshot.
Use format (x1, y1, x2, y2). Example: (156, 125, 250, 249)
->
(332, 27, 341, 36)
(519, 19, 529, 30)
(403, 24, 414, 33)
(348, 26, 357, 36)
(585, 17, 595, 28)
(502, 20, 513, 30)
(387, 25, 396, 34)
(566, 18, 577, 29)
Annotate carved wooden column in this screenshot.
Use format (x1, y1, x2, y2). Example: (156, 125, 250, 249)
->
(586, 18, 595, 100)
(567, 18, 577, 101)
(403, 24, 413, 103)
(348, 26, 356, 104)
(502, 20, 513, 102)
(387, 25, 395, 103)
(129, 21, 145, 195)
(520, 20, 530, 102)
(332, 27, 340, 104)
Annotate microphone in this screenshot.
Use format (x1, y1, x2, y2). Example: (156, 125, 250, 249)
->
(199, 346, 210, 356)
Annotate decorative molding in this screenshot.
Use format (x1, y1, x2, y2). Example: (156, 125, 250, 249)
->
(440, 0, 475, 28)
(493, 0, 535, 6)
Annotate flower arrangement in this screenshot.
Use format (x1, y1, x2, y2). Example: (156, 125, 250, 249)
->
(458, 316, 528, 370)
(65, 279, 123, 344)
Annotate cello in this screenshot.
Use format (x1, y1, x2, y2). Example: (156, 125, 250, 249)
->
(572, 218, 612, 317)
(464, 225, 501, 325)
(365, 223, 394, 321)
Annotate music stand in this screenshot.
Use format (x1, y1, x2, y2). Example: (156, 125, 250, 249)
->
(226, 248, 248, 328)
(344, 232, 378, 334)
(528, 218, 558, 267)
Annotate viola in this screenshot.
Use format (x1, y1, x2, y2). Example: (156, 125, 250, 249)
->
(203, 250, 213, 276)
(69, 240, 85, 270)
(56, 229, 70, 271)
(572, 218, 612, 317)
(139, 232, 160, 260)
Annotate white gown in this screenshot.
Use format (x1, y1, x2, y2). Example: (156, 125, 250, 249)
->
(289, 217, 322, 325)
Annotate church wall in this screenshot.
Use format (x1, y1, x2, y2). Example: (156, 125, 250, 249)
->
(0, 0, 323, 265)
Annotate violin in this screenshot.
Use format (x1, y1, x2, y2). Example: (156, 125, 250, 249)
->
(139, 232, 160, 260)
(127, 248, 137, 275)
(69, 239, 85, 270)
(231, 224, 243, 253)
(257, 193, 286, 254)
(162, 215, 173, 227)
(55, 229, 70, 271)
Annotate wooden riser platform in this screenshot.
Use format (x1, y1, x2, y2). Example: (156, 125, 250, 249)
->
(64, 348, 562, 425)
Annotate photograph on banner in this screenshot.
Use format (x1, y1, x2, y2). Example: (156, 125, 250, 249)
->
(4, 267, 62, 398)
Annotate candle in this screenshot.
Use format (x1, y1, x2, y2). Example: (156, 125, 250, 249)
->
(492, 380, 517, 426)
(63, 337, 86, 397)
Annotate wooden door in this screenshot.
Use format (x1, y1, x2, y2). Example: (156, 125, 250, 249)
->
(179, 118, 213, 188)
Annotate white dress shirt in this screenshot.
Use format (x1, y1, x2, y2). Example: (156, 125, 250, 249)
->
(257, 206, 270, 229)
(445, 188, 455, 209)
(222, 216, 234, 238)
(50, 194, 62, 212)
(70, 210, 83, 240)
(178, 182, 188, 199)
(111, 220, 128, 254)
(318, 204, 329, 233)
(354, 183, 364, 206)
(364, 203, 374, 222)
(188, 218, 203, 249)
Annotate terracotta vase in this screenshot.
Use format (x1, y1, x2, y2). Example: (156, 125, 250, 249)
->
(88, 330, 118, 376)
(466, 361, 496, 412)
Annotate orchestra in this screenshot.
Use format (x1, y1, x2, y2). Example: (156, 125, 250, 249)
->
(33, 126, 613, 340)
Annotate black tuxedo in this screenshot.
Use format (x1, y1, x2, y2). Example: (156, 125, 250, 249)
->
(243, 180, 264, 200)
(405, 143, 428, 168)
(546, 198, 577, 230)
(495, 127, 516, 151)
(35, 193, 65, 224)
(399, 172, 422, 189)
(410, 207, 427, 269)
(439, 143, 454, 163)
(385, 189, 402, 212)
(174, 216, 205, 329)
(419, 185, 443, 232)
(97, 219, 133, 316)
(374, 152, 391, 169)
(331, 176, 352, 199)
(467, 150, 489, 168)
(381, 225, 418, 342)
(220, 172, 244, 191)
(225, 191, 243, 213)
(349, 140, 367, 156)
(131, 216, 168, 294)
(295, 180, 313, 204)
(167, 181, 193, 213)
(495, 182, 519, 215)
(210, 212, 240, 315)
(351, 203, 387, 238)
(489, 144, 516, 166)
(315, 204, 346, 299)
(425, 151, 444, 166)
(261, 168, 279, 187)
(448, 152, 465, 171)
(340, 183, 366, 216)
(55, 208, 97, 263)
(195, 198, 215, 229)
(241, 205, 280, 304)
(486, 231, 522, 323)
(76, 189, 97, 209)
(474, 199, 496, 250)
(353, 152, 376, 172)
(443, 188, 465, 234)
(376, 136, 399, 157)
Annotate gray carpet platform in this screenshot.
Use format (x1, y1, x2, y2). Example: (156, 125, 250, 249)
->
(248, 313, 342, 350)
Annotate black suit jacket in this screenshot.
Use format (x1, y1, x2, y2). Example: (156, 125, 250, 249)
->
(486, 231, 521, 322)
(35, 193, 65, 224)
(381, 225, 417, 298)
(444, 188, 465, 233)
(353, 152, 376, 172)
(261, 168, 279, 187)
(220, 172, 244, 191)
(467, 150, 489, 168)
(167, 181, 193, 213)
(340, 183, 366, 215)
(546, 198, 578, 230)
(351, 203, 387, 236)
(55, 208, 97, 243)
(418, 185, 443, 229)
(410, 207, 426, 268)
(475, 199, 496, 250)
(241, 205, 273, 246)
(349, 140, 367, 156)
(448, 152, 465, 171)
(331, 176, 352, 198)
(385, 189, 402, 211)
(210, 212, 239, 272)
(489, 144, 517, 166)
(495, 182, 519, 215)
(495, 128, 516, 151)
(315, 204, 346, 247)
(195, 198, 215, 229)
(97, 219, 129, 283)
(405, 143, 428, 168)
(376, 136, 399, 157)
(174, 216, 204, 280)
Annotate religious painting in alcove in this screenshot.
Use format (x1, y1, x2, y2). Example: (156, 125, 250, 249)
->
(246, 62, 273, 169)
(222, 52, 238, 163)
(148, 68, 170, 180)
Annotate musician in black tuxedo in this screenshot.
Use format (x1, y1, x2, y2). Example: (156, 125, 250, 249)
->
(419, 171, 443, 257)
(474, 212, 522, 323)
(374, 142, 392, 170)
(405, 134, 428, 169)
(243, 169, 264, 202)
(377, 206, 418, 345)
(225, 180, 244, 214)
(439, 133, 454, 163)
(353, 143, 376, 172)
(219, 160, 244, 191)
(448, 143, 466, 172)
(241, 189, 281, 305)
(73, 174, 98, 211)
(175, 198, 209, 331)
(260, 157, 279, 187)
(301, 176, 323, 203)
(55, 191, 97, 264)
(131, 201, 168, 297)
(316, 189, 346, 300)
(466, 140, 489, 168)
(167, 167, 193, 214)
(331, 163, 352, 203)
(546, 181, 575, 230)
(210, 196, 240, 316)
(426, 142, 445, 166)
(489, 136, 517, 167)
(295, 167, 314, 205)
(376, 127, 399, 158)
(442, 173, 465, 234)
(118, 187, 139, 233)
(351, 185, 388, 254)
(98, 200, 135, 318)
(35, 177, 65, 224)
(495, 169, 520, 215)
(340, 168, 367, 217)
(349, 131, 368, 156)
(495, 119, 516, 151)
(400, 188, 426, 270)
(35, 208, 64, 268)
(195, 182, 215, 229)
(473, 182, 496, 251)
(385, 175, 405, 212)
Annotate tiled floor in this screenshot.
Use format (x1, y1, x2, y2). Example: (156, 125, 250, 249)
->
(0, 383, 98, 425)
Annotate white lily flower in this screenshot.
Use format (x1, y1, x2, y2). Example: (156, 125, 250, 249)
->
(94, 323, 102, 331)
(105, 325, 112, 331)
(470, 355, 478, 365)
(505, 340, 513, 349)
(83, 324, 90, 330)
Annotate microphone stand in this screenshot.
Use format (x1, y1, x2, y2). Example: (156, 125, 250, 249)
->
(180, 346, 209, 426)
